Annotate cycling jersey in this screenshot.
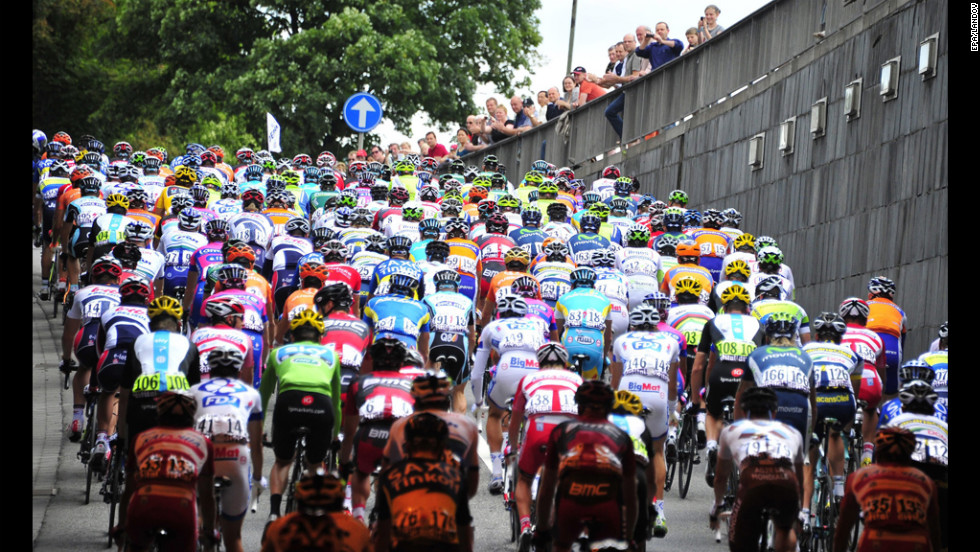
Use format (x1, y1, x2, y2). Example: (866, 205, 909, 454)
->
(745, 345, 814, 438)
(362, 295, 431, 349)
(189, 324, 255, 380)
(594, 268, 630, 338)
(262, 511, 372, 552)
(841, 463, 939, 552)
(667, 303, 715, 352)
(697, 313, 765, 417)
(661, 263, 713, 305)
(841, 324, 886, 408)
(555, 288, 613, 380)
(917, 350, 948, 408)
(567, 233, 612, 266)
(510, 227, 548, 258)
(369, 258, 423, 298)
(474, 316, 549, 409)
(384, 410, 481, 474)
(474, 233, 516, 296)
(445, 238, 482, 304)
(613, 330, 681, 439)
(615, 247, 662, 309)
(803, 342, 861, 432)
(750, 298, 811, 343)
(424, 290, 475, 382)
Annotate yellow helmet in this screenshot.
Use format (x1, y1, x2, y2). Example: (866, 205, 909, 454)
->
(720, 283, 751, 305)
(733, 233, 755, 250)
(504, 247, 531, 268)
(289, 308, 325, 335)
(613, 390, 644, 416)
(148, 296, 183, 321)
(105, 193, 130, 210)
(674, 277, 703, 297)
(725, 260, 752, 280)
(174, 165, 198, 185)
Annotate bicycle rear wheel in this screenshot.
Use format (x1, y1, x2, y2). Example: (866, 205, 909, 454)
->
(678, 415, 696, 499)
(106, 445, 124, 547)
(283, 438, 306, 515)
(664, 444, 677, 493)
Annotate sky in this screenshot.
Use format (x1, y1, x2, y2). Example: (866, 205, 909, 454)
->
(367, 0, 774, 151)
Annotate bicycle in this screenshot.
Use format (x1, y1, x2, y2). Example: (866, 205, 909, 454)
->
(676, 401, 701, 499)
(715, 397, 738, 544)
(283, 426, 311, 515)
(102, 439, 126, 548)
(801, 418, 842, 552)
(78, 384, 100, 504)
(211, 476, 232, 552)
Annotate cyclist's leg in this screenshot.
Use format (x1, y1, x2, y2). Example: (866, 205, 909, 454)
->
(215, 443, 250, 552)
(562, 329, 603, 380)
(350, 420, 390, 522)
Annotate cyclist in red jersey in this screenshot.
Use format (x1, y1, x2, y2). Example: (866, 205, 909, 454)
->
(834, 427, 940, 552)
(314, 282, 372, 399)
(838, 297, 885, 466)
(320, 239, 362, 316)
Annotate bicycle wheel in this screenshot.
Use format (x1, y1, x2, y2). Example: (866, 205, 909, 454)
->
(283, 438, 306, 514)
(106, 445, 124, 548)
(504, 458, 518, 543)
(664, 442, 677, 493)
(677, 415, 696, 499)
(813, 477, 833, 552)
(82, 408, 98, 505)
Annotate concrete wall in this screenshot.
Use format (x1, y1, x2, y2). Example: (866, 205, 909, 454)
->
(466, 0, 948, 354)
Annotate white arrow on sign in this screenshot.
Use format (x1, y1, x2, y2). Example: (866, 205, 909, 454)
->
(351, 98, 377, 128)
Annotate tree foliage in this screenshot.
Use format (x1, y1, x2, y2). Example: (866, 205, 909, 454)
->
(33, 0, 541, 154)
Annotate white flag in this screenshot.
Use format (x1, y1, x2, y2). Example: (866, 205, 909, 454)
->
(267, 113, 281, 153)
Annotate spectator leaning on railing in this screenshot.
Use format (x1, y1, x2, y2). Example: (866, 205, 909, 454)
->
(682, 27, 701, 55)
(698, 4, 725, 44)
(561, 76, 580, 109)
(635, 22, 683, 71)
(602, 33, 644, 140)
(424, 131, 450, 164)
(571, 66, 609, 108)
(546, 87, 570, 121)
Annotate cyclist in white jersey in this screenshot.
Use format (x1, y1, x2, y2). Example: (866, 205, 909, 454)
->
(591, 249, 631, 341)
(610, 303, 681, 536)
(472, 295, 549, 494)
(616, 223, 663, 310)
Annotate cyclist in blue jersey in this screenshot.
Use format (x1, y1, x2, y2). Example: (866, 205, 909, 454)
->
(567, 214, 613, 267)
(555, 267, 613, 380)
(362, 273, 431, 357)
(423, 270, 476, 411)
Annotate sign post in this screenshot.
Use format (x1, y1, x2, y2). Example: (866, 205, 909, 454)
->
(343, 93, 383, 152)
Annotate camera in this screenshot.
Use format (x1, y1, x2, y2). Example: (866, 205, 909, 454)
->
(523, 97, 534, 108)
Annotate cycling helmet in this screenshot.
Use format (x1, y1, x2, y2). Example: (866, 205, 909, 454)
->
(112, 141, 133, 159)
(290, 308, 325, 335)
(538, 182, 559, 196)
(235, 148, 255, 164)
(242, 164, 264, 182)
(724, 259, 752, 280)
(683, 209, 702, 227)
(510, 276, 540, 299)
(418, 218, 442, 239)
(546, 202, 568, 221)
(674, 276, 703, 299)
(52, 131, 72, 145)
(575, 380, 615, 412)
(186, 185, 210, 207)
(314, 282, 354, 311)
(387, 236, 413, 257)
(204, 295, 246, 321)
(668, 189, 688, 205)
(938, 321, 948, 341)
(722, 208, 742, 227)
(570, 267, 597, 289)
(740, 386, 779, 416)
(319, 240, 349, 263)
(214, 263, 249, 289)
(293, 467, 345, 512)
(120, 276, 152, 303)
(898, 360, 936, 387)
(298, 260, 330, 286)
(811, 312, 847, 341)
(401, 203, 424, 221)
(132, 151, 149, 167)
(112, 242, 142, 267)
(280, 170, 301, 187)
(148, 296, 183, 322)
(424, 239, 450, 261)
(177, 208, 202, 230)
(481, 155, 499, 171)
(613, 177, 633, 195)
(316, 152, 337, 168)
(283, 216, 311, 237)
(602, 165, 621, 179)
(156, 390, 197, 426)
(522, 172, 544, 188)
(628, 303, 661, 330)
(317, 171, 338, 189)
(609, 198, 631, 215)
(765, 312, 799, 339)
(485, 213, 509, 234)
(590, 249, 616, 267)
(388, 273, 420, 297)
(105, 193, 130, 211)
(497, 295, 529, 318)
(498, 194, 520, 211)
(504, 247, 531, 269)
(33, 129, 47, 154)
(754, 276, 783, 299)
(625, 224, 651, 246)
(469, 184, 490, 201)
(79, 176, 102, 195)
(388, 187, 410, 205)
(612, 390, 644, 417)
(536, 342, 569, 367)
(49, 160, 71, 176)
(362, 234, 387, 254)
(720, 283, 751, 306)
(207, 346, 246, 376)
(838, 297, 870, 320)
(142, 156, 162, 173)
(241, 189, 265, 207)
(411, 369, 453, 406)
(873, 426, 917, 464)
(579, 214, 602, 233)
(489, 173, 508, 190)
(440, 198, 463, 216)
(91, 256, 123, 279)
(447, 159, 466, 174)
(174, 165, 199, 185)
(732, 233, 755, 251)
(662, 210, 684, 231)
(703, 209, 724, 227)
(587, 202, 611, 219)
(433, 269, 461, 291)
(675, 241, 701, 259)
(199, 151, 218, 167)
(542, 242, 569, 261)
(755, 235, 778, 250)
(756, 246, 784, 268)
(70, 165, 94, 185)
(641, 291, 671, 318)
(125, 221, 154, 243)
(444, 219, 469, 238)
(867, 276, 896, 299)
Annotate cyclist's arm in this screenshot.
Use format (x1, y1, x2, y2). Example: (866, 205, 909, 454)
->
(610, 359, 624, 390)
(418, 331, 429, 362)
(470, 342, 492, 406)
(182, 267, 199, 315)
(712, 439, 733, 507)
(61, 317, 81, 363)
(603, 320, 613, 358)
(258, 357, 277, 413)
(507, 388, 527, 453)
(691, 351, 709, 408)
(668, 357, 679, 402)
(248, 418, 264, 481)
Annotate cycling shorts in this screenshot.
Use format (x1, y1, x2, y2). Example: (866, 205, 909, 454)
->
(96, 346, 129, 392)
(620, 375, 669, 440)
(430, 340, 469, 384)
(518, 414, 572, 478)
(125, 396, 160, 445)
(458, 274, 478, 306)
(126, 487, 198, 552)
(773, 389, 810, 441)
(729, 460, 799, 552)
(213, 442, 252, 520)
(699, 256, 724, 284)
(705, 363, 743, 418)
(854, 367, 882, 409)
(877, 333, 902, 395)
(814, 390, 856, 441)
(73, 322, 101, 368)
(352, 419, 394, 476)
(271, 390, 334, 464)
(243, 329, 264, 389)
(608, 304, 629, 340)
(162, 266, 190, 297)
(562, 328, 604, 380)
(69, 227, 90, 259)
(488, 364, 537, 411)
(553, 471, 626, 549)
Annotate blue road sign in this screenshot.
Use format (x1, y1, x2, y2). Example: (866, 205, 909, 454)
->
(343, 93, 383, 133)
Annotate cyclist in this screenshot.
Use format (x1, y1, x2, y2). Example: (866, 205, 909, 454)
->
(610, 303, 681, 537)
(710, 259, 755, 313)
(313, 282, 371, 399)
(690, 208, 732, 283)
(374, 412, 473, 552)
(865, 276, 908, 401)
(616, 223, 663, 310)
(567, 213, 612, 267)
(834, 427, 941, 552)
(116, 391, 217, 552)
(479, 246, 535, 326)
(338, 339, 417, 524)
(608, 390, 659, 546)
(273, 259, 328, 345)
(592, 249, 631, 341)
(423, 269, 476, 412)
(838, 297, 885, 466)
(927, 321, 947, 353)
(666, 276, 715, 383)
(473, 295, 549, 494)
(917, 333, 948, 409)
(444, 218, 482, 306)
(183, 219, 231, 329)
(362, 272, 431, 357)
(710, 386, 805, 552)
(157, 207, 208, 298)
(203, 262, 270, 388)
(532, 380, 637, 552)
(690, 283, 765, 486)
(555, 267, 613, 380)
(750, 276, 811, 345)
(799, 312, 861, 522)
(62, 174, 106, 295)
(191, 294, 256, 383)
(261, 468, 371, 552)
(660, 241, 713, 306)
(368, 236, 422, 299)
(748, 246, 795, 300)
(417, 238, 455, 296)
(878, 362, 947, 426)
(61, 255, 121, 441)
(258, 309, 342, 522)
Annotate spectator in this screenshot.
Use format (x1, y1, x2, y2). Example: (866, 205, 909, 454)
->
(562, 76, 580, 108)
(386, 142, 401, 165)
(635, 26, 654, 74)
(635, 22, 683, 72)
(603, 33, 644, 139)
(399, 142, 414, 156)
(489, 105, 514, 143)
(455, 127, 485, 157)
(698, 4, 725, 43)
(535, 90, 549, 121)
(510, 96, 533, 130)
(346, 150, 358, 164)
(356, 149, 368, 161)
(418, 138, 430, 157)
(486, 97, 499, 120)
(466, 115, 491, 146)
(604, 45, 618, 74)
(369, 145, 386, 164)
(546, 87, 570, 121)
(571, 66, 609, 108)
(682, 28, 701, 55)
(425, 131, 450, 163)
